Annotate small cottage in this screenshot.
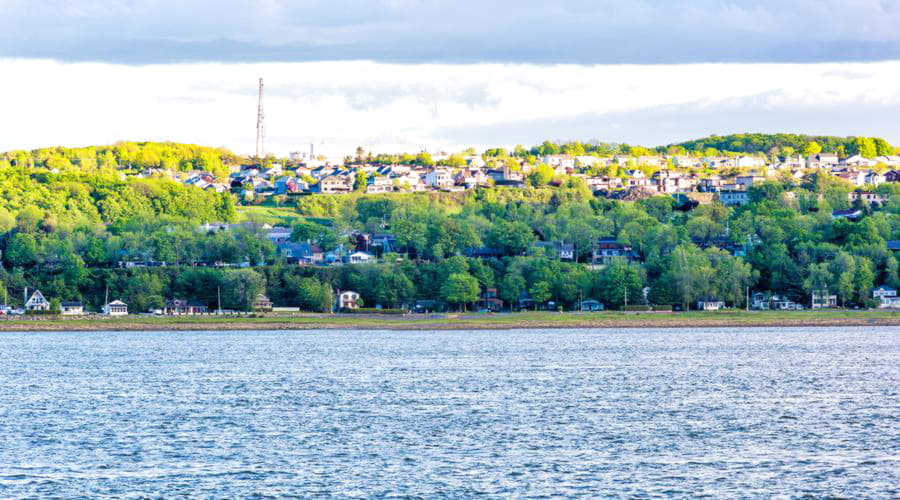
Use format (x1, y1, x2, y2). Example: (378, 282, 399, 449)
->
(60, 302, 85, 316)
(338, 291, 361, 310)
(103, 300, 129, 316)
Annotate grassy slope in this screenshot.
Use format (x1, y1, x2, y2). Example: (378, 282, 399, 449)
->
(2, 310, 900, 331)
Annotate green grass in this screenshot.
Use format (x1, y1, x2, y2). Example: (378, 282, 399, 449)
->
(235, 206, 304, 225)
(3, 309, 900, 331)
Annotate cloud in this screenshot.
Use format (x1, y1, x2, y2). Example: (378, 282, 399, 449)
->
(2, 0, 900, 64)
(1, 59, 899, 156)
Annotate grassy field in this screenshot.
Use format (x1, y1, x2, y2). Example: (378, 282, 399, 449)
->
(235, 205, 304, 225)
(2, 309, 900, 331)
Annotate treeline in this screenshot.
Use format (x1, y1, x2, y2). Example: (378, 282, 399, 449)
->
(1, 141, 241, 180)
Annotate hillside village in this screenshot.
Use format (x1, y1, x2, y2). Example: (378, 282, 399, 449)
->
(4, 136, 900, 315)
(172, 150, 900, 211)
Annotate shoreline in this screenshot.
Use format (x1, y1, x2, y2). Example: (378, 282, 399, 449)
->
(2, 310, 900, 331)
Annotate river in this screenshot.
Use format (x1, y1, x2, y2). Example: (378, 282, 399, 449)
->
(0, 327, 896, 497)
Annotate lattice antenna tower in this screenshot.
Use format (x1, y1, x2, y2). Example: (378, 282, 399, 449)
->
(256, 78, 265, 162)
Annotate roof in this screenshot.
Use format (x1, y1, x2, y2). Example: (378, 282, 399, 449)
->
(888, 240, 900, 251)
(60, 301, 82, 307)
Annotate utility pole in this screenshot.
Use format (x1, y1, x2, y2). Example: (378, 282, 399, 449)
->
(217, 286, 222, 315)
(624, 284, 628, 308)
(255, 78, 266, 162)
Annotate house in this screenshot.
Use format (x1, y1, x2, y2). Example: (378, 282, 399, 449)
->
(346, 251, 374, 264)
(482, 288, 504, 312)
(888, 240, 900, 252)
(252, 294, 273, 312)
(752, 293, 803, 311)
(540, 154, 575, 171)
(103, 300, 128, 316)
(370, 233, 398, 254)
(266, 226, 293, 244)
(592, 237, 638, 264)
(25, 290, 50, 312)
(366, 176, 394, 194)
(533, 241, 575, 261)
(811, 290, 838, 309)
(60, 301, 85, 316)
(717, 190, 750, 207)
(423, 168, 454, 189)
(317, 175, 352, 194)
(579, 299, 604, 312)
(338, 290, 361, 310)
(735, 175, 765, 189)
(886, 170, 900, 183)
(163, 299, 208, 316)
(849, 191, 887, 206)
(832, 209, 863, 221)
(277, 242, 324, 265)
(872, 286, 900, 308)
(697, 300, 724, 311)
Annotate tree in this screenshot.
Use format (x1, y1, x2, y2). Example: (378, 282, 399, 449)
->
(353, 170, 368, 192)
(854, 137, 877, 159)
(528, 164, 555, 187)
(499, 273, 526, 308)
(803, 141, 822, 157)
(441, 273, 480, 312)
(599, 259, 645, 309)
(6, 233, 38, 267)
(529, 281, 552, 310)
(221, 269, 265, 311)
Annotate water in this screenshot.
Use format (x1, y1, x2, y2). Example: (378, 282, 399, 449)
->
(0, 327, 896, 497)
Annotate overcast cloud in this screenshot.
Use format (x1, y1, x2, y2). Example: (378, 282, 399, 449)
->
(2, 0, 900, 64)
(2, 59, 899, 156)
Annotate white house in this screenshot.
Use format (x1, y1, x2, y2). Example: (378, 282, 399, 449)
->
(697, 300, 724, 311)
(541, 155, 575, 171)
(103, 300, 129, 316)
(338, 290, 361, 310)
(60, 302, 85, 316)
(423, 169, 454, 188)
(873, 286, 900, 308)
(25, 290, 50, 312)
(347, 251, 374, 264)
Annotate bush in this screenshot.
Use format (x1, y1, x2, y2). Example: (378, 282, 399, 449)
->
(653, 304, 674, 311)
(622, 305, 652, 312)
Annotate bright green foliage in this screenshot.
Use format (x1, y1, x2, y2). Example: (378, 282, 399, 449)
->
(441, 273, 480, 311)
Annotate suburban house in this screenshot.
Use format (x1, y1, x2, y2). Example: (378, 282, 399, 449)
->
(317, 175, 352, 194)
(60, 301, 85, 316)
(346, 251, 374, 264)
(423, 169, 454, 188)
(103, 300, 129, 316)
(592, 238, 638, 264)
(717, 190, 750, 207)
(25, 290, 50, 312)
(163, 299, 208, 316)
(338, 290, 361, 310)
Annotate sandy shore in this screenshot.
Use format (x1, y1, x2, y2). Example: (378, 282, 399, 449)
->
(1, 310, 900, 331)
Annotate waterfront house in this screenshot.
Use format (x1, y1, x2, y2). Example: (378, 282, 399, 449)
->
(252, 294, 273, 312)
(163, 299, 208, 316)
(579, 299, 604, 312)
(338, 291, 361, 310)
(811, 290, 838, 309)
(25, 290, 50, 312)
(482, 288, 504, 312)
(873, 286, 900, 308)
(752, 293, 803, 311)
(697, 300, 724, 311)
(103, 300, 128, 316)
(60, 301, 85, 316)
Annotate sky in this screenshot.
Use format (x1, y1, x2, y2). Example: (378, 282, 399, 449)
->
(1, 0, 899, 156)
